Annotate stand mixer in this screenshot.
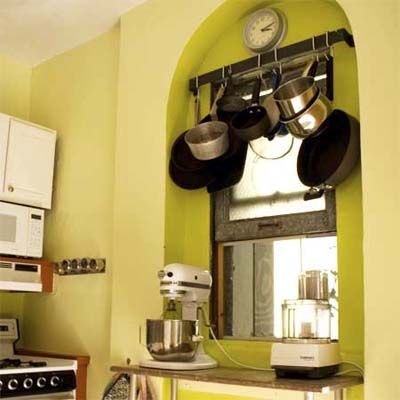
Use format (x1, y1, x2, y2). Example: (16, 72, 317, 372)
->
(139, 263, 218, 370)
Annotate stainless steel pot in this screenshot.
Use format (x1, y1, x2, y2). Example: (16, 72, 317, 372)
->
(185, 121, 229, 160)
(146, 319, 201, 362)
(273, 76, 318, 119)
(281, 90, 332, 139)
(272, 60, 319, 120)
(298, 270, 329, 300)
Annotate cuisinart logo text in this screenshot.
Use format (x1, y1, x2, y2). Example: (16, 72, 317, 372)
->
(300, 356, 315, 361)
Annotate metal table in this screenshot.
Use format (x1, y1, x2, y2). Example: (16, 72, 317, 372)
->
(110, 365, 362, 400)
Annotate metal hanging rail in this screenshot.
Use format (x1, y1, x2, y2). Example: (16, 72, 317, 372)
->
(188, 28, 354, 94)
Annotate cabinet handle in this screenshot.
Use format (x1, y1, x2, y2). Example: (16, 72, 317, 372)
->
(7, 185, 14, 193)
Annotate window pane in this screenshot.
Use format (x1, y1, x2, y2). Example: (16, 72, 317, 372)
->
(229, 135, 326, 221)
(224, 235, 338, 340)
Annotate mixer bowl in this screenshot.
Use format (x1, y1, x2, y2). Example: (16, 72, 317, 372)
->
(146, 319, 200, 362)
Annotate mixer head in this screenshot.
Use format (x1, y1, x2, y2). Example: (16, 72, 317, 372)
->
(158, 263, 212, 305)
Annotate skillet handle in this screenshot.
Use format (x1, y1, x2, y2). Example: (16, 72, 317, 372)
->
(210, 84, 226, 121)
(251, 77, 262, 106)
(302, 59, 319, 78)
(304, 187, 324, 201)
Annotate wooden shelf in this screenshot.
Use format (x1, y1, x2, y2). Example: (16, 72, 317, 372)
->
(110, 365, 362, 394)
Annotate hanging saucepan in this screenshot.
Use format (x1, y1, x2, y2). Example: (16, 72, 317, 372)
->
(216, 73, 247, 123)
(169, 92, 216, 190)
(297, 109, 360, 199)
(231, 77, 270, 141)
(262, 69, 289, 140)
(281, 89, 332, 139)
(185, 85, 229, 161)
(273, 60, 319, 120)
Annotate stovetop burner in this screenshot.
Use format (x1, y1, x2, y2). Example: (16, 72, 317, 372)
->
(0, 358, 47, 369)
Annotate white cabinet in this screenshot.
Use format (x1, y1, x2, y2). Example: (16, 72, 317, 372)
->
(0, 114, 56, 209)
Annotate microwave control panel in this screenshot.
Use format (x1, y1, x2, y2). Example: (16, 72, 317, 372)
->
(27, 208, 44, 257)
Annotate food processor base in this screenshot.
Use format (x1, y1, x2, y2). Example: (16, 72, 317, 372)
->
(274, 364, 339, 379)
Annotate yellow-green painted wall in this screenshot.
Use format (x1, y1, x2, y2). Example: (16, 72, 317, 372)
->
(0, 54, 31, 324)
(0, 1, 398, 399)
(21, 27, 120, 400)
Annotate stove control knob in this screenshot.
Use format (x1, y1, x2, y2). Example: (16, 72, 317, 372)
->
(50, 376, 61, 387)
(23, 378, 34, 389)
(37, 377, 47, 388)
(8, 379, 18, 391)
(0, 380, 3, 390)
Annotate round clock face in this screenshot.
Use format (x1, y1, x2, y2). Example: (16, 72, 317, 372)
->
(243, 8, 287, 53)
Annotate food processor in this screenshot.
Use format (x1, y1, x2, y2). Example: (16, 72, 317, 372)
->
(271, 270, 340, 378)
(139, 263, 218, 370)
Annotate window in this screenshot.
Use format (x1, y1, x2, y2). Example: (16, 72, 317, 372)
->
(211, 57, 337, 340)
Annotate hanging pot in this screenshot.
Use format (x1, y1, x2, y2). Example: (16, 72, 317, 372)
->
(185, 85, 230, 160)
(281, 89, 332, 139)
(273, 61, 319, 119)
(297, 109, 360, 198)
(231, 77, 270, 141)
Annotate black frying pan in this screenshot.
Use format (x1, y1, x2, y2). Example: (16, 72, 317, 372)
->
(231, 77, 270, 141)
(297, 109, 360, 199)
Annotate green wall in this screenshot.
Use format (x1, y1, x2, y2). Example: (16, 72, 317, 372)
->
(165, 1, 363, 399)
(22, 27, 120, 399)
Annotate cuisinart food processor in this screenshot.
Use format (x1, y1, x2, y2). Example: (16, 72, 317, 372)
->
(139, 263, 218, 370)
(271, 270, 340, 378)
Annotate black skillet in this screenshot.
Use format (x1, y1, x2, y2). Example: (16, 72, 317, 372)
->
(297, 109, 360, 200)
(231, 77, 271, 142)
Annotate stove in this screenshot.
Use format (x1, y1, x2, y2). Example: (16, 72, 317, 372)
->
(0, 319, 77, 399)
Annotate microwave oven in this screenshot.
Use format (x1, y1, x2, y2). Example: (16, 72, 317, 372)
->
(0, 201, 44, 258)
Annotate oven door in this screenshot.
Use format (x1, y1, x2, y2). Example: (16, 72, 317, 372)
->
(0, 202, 29, 257)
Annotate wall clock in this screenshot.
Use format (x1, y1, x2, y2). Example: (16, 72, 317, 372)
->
(243, 8, 287, 54)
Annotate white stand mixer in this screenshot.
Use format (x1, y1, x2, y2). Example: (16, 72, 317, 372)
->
(139, 263, 218, 370)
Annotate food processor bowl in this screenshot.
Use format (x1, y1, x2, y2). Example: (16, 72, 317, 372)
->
(146, 319, 200, 362)
(282, 299, 331, 342)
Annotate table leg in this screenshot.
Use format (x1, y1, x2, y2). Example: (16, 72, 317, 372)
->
(304, 393, 315, 400)
(334, 389, 344, 400)
(171, 378, 178, 400)
(129, 373, 137, 400)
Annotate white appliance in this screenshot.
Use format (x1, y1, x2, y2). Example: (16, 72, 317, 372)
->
(271, 342, 341, 378)
(0, 319, 77, 399)
(0, 113, 56, 210)
(271, 271, 340, 378)
(0, 259, 43, 292)
(140, 263, 218, 371)
(0, 201, 44, 258)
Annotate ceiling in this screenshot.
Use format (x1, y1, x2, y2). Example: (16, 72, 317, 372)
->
(0, 0, 147, 66)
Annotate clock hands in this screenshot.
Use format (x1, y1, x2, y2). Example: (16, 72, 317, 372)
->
(261, 22, 274, 32)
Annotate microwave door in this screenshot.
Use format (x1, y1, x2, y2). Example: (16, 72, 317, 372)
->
(0, 205, 28, 257)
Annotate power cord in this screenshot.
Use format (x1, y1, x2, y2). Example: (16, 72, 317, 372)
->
(200, 307, 274, 371)
(200, 308, 364, 377)
(336, 361, 364, 377)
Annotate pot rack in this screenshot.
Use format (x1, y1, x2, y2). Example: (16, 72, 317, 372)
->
(188, 28, 354, 94)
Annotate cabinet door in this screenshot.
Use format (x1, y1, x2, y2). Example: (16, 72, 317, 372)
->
(3, 119, 56, 209)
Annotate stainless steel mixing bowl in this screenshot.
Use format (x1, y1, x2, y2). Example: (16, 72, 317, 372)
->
(146, 319, 200, 362)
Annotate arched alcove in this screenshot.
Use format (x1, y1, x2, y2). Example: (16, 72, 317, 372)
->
(164, 1, 363, 398)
